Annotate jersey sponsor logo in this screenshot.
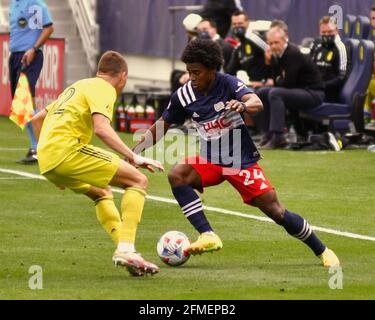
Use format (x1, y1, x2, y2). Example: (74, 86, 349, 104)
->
(202, 116, 232, 133)
(196, 111, 244, 141)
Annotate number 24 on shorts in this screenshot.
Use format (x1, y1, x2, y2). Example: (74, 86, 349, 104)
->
(239, 169, 266, 186)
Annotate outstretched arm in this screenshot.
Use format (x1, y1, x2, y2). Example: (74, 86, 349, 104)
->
(93, 113, 164, 172)
(30, 109, 48, 141)
(133, 117, 171, 154)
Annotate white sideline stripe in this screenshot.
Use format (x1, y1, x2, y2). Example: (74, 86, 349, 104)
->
(0, 148, 29, 151)
(0, 177, 35, 180)
(2, 168, 375, 243)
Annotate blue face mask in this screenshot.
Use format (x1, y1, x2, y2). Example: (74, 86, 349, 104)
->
(198, 31, 211, 40)
(233, 27, 246, 39)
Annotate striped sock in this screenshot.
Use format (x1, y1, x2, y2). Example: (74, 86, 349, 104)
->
(172, 186, 213, 234)
(282, 210, 326, 256)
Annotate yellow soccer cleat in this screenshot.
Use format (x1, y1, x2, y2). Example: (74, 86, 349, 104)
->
(112, 250, 160, 276)
(187, 232, 223, 256)
(319, 248, 340, 268)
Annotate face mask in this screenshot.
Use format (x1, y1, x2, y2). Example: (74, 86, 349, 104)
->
(233, 27, 246, 39)
(198, 31, 211, 40)
(321, 35, 335, 46)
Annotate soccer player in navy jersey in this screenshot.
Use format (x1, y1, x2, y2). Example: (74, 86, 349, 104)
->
(135, 39, 339, 268)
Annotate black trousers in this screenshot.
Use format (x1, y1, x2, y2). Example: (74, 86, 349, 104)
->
(255, 86, 325, 133)
(9, 50, 44, 98)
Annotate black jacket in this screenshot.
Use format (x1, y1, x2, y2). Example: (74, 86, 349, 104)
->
(271, 43, 325, 91)
(310, 36, 348, 102)
(226, 31, 270, 82)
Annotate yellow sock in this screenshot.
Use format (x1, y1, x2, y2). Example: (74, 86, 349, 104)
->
(95, 196, 121, 244)
(119, 187, 146, 243)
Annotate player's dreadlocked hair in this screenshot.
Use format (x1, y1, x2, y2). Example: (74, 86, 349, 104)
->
(181, 39, 223, 71)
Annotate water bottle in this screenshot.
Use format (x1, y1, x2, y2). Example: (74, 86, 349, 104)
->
(135, 103, 145, 119)
(116, 104, 126, 132)
(146, 104, 156, 121)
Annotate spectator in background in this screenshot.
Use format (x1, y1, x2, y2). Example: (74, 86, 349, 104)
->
(365, 7, 375, 126)
(9, 0, 54, 164)
(171, 13, 203, 93)
(200, 0, 243, 39)
(226, 11, 272, 135)
(227, 11, 272, 89)
(197, 18, 233, 70)
(310, 16, 348, 103)
(182, 13, 203, 43)
(371, 5, 375, 28)
(256, 26, 325, 149)
(265, 20, 289, 66)
(364, 52, 375, 127)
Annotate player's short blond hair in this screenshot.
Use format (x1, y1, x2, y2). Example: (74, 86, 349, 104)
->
(97, 51, 128, 77)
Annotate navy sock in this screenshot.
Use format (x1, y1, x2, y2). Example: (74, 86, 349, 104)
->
(172, 186, 213, 234)
(282, 210, 326, 256)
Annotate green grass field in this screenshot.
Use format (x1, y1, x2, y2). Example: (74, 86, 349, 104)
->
(0, 116, 374, 300)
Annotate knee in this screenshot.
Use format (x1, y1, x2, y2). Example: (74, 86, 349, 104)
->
(168, 165, 189, 187)
(260, 201, 285, 225)
(132, 172, 148, 190)
(269, 88, 282, 99)
(89, 186, 113, 202)
(269, 205, 285, 225)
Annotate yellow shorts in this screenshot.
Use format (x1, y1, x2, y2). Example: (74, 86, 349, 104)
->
(43, 144, 121, 194)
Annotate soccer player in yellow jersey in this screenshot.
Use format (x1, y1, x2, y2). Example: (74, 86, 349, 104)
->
(31, 51, 164, 277)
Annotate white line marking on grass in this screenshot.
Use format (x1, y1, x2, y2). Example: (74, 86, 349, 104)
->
(0, 177, 35, 180)
(0, 148, 29, 151)
(2, 168, 375, 242)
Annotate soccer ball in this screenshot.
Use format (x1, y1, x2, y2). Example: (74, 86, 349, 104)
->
(156, 231, 191, 266)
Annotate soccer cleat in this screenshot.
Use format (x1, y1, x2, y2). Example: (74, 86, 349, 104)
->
(112, 250, 160, 277)
(319, 248, 340, 268)
(17, 148, 38, 165)
(187, 232, 223, 256)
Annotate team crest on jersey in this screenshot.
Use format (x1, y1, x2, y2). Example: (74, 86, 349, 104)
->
(326, 51, 334, 62)
(246, 44, 252, 55)
(214, 102, 225, 112)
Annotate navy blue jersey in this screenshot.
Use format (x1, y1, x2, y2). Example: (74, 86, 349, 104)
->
(162, 73, 261, 168)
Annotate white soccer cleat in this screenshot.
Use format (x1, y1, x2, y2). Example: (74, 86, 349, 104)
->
(112, 250, 160, 277)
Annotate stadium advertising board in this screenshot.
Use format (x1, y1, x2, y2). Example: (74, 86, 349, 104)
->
(0, 34, 65, 116)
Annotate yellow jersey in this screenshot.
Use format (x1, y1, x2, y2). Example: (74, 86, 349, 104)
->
(38, 77, 117, 174)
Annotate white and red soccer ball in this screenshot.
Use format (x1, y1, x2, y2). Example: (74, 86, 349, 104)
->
(157, 231, 191, 266)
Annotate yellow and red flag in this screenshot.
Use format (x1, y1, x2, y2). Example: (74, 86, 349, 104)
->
(9, 72, 34, 130)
